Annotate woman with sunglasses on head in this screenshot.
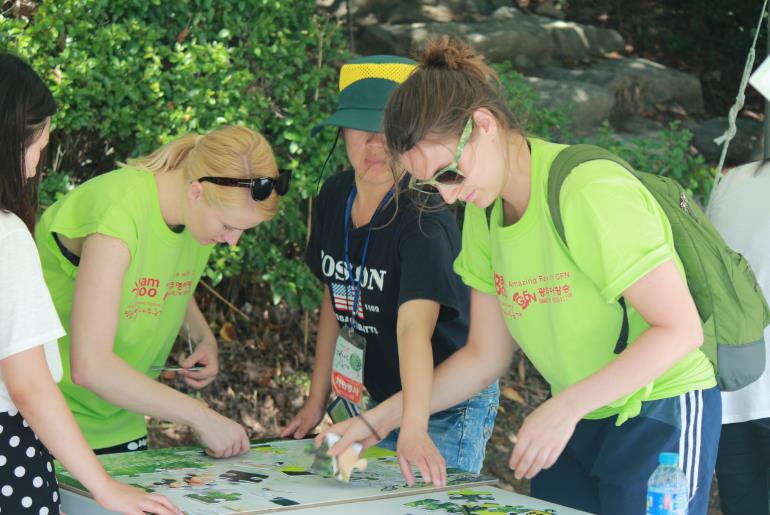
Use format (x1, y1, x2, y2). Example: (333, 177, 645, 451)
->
(0, 52, 181, 515)
(35, 125, 290, 459)
(322, 38, 720, 514)
(281, 55, 499, 486)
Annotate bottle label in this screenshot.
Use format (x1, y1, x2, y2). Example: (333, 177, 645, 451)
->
(646, 490, 687, 515)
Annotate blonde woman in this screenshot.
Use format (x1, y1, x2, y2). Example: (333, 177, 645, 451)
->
(35, 126, 291, 457)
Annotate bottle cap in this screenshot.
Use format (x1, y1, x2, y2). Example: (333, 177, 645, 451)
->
(659, 452, 679, 465)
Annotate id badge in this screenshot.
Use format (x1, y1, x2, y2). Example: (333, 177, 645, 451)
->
(331, 325, 366, 405)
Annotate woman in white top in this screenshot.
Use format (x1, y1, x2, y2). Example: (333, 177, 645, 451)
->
(0, 52, 180, 515)
(708, 159, 770, 515)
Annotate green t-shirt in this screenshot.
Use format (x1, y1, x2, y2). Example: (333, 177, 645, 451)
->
(454, 138, 715, 424)
(36, 168, 212, 449)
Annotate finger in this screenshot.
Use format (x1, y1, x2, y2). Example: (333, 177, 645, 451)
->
(240, 432, 250, 455)
(145, 501, 174, 515)
(328, 425, 359, 456)
(428, 454, 444, 487)
(417, 456, 433, 485)
(181, 348, 212, 368)
(398, 454, 415, 486)
(524, 448, 549, 479)
(150, 494, 180, 514)
(314, 431, 326, 448)
(281, 418, 300, 438)
(438, 455, 447, 487)
(298, 417, 318, 438)
(508, 438, 526, 471)
(544, 446, 561, 470)
(514, 445, 539, 480)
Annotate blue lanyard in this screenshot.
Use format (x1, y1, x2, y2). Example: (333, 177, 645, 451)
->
(343, 185, 393, 318)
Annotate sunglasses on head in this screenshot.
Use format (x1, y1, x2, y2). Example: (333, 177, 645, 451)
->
(198, 169, 292, 201)
(409, 118, 473, 194)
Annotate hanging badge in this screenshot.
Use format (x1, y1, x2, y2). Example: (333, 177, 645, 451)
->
(331, 325, 366, 405)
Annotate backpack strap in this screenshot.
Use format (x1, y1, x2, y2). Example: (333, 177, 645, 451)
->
(548, 144, 636, 355)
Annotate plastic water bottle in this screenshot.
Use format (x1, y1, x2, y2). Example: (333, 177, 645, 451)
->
(646, 452, 689, 515)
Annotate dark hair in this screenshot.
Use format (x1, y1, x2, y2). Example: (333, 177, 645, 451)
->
(0, 53, 57, 232)
(383, 36, 521, 163)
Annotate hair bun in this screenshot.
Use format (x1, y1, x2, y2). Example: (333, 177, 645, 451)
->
(420, 36, 476, 70)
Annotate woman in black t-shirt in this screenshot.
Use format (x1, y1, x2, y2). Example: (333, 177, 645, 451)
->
(280, 55, 499, 485)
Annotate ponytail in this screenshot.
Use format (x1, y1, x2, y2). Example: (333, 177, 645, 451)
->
(384, 36, 520, 160)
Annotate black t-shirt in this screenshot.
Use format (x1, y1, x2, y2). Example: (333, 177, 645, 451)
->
(305, 171, 470, 402)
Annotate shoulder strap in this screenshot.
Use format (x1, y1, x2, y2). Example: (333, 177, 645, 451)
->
(548, 144, 635, 246)
(547, 144, 635, 355)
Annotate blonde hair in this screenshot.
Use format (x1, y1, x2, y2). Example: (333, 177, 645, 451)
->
(123, 125, 280, 218)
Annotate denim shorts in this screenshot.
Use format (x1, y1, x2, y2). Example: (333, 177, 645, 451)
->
(374, 381, 500, 473)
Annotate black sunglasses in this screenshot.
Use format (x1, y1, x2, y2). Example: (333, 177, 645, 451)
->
(198, 169, 292, 201)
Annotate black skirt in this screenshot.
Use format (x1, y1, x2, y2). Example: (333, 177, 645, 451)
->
(0, 409, 60, 514)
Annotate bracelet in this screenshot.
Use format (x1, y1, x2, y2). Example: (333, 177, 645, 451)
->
(358, 413, 382, 441)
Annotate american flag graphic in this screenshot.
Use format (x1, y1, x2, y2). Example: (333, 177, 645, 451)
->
(331, 282, 364, 319)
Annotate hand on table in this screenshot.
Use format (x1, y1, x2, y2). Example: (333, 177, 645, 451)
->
(281, 401, 325, 439)
(315, 414, 384, 456)
(508, 396, 578, 480)
(193, 406, 250, 458)
(397, 427, 446, 486)
(93, 478, 182, 515)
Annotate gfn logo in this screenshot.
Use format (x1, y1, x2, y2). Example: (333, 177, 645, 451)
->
(494, 273, 506, 297)
(132, 277, 160, 298)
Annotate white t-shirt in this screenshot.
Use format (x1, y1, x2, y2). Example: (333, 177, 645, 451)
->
(708, 160, 770, 424)
(0, 211, 64, 413)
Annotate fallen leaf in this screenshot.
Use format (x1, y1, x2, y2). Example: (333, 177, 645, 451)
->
(220, 322, 237, 342)
(517, 358, 526, 384)
(176, 24, 191, 43)
(501, 386, 525, 405)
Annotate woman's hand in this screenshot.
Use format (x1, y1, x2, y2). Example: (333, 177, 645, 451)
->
(93, 478, 182, 515)
(178, 338, 218, 389)
(315, 414, 384, 455)
(396, 427, 447, 486)
(508, 395, 579, 480)
(191, 404, 250, 458)
(281, 401, 325, 439)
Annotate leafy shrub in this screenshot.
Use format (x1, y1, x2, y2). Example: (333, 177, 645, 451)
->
(593, 121, 714, 205)
(1, 0, 351, 310)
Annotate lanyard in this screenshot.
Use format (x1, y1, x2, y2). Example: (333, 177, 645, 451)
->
(343, 185, 393, 318)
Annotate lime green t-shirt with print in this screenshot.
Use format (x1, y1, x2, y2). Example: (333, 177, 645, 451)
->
(454, 138, 715, 424)
(35, 168, 213, 449)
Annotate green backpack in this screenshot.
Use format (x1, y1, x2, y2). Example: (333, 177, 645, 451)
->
(544, 144, 769, 391)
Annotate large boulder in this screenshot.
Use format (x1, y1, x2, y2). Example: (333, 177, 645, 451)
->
(356, 10, 624, 69)
(685, 117, 764, 164)
(523, 76, 615, 135)
(538, 58, 704, 118)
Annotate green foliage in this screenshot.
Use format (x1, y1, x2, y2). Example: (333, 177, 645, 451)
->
(593, 121, 714, 205)
(2, 0, 350, 310)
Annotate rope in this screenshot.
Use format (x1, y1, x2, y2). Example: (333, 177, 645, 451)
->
(708, 0, 769, 207)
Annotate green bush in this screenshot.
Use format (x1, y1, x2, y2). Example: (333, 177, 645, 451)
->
(1, 0, 351, 310)
(592, 121, 714, 205)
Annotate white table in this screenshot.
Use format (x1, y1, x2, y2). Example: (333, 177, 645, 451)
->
(62, 485, 594, 514)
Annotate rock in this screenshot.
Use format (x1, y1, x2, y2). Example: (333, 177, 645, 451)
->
(535, 1, 566, 20)
(539, 58, 704, 118)
(523, 76, 615, 134)
(543, 20, 624, 64)
(357, 14, 623, 69)
(685, 117, 764, 164)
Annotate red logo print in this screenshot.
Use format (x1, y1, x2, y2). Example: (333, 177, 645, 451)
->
(513, 290, 537, 310)
(494, 273, 507, 297)
(132, 277, 160, 298)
